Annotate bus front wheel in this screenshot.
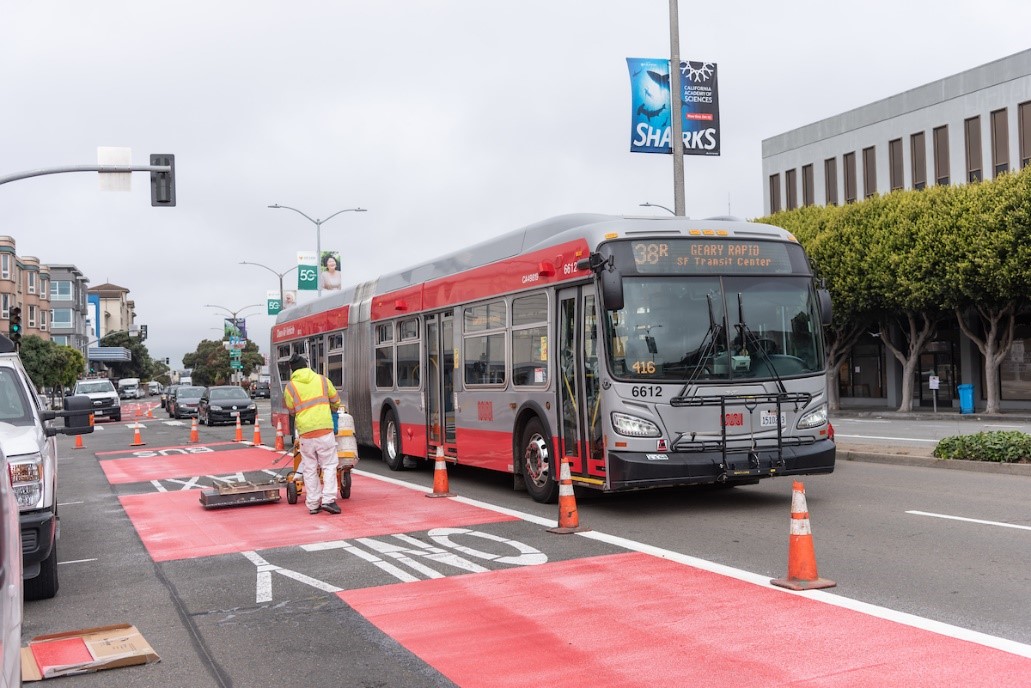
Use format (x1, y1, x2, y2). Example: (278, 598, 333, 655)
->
(381, 410, 406, 471)
(521, 418, 557, 504)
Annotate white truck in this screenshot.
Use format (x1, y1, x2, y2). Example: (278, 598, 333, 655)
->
(117, 378, 144, 400)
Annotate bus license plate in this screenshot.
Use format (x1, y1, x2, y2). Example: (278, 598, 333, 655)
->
(761, 410, 785, 427)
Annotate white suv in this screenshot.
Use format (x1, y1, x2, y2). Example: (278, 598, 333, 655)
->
(0, 336, 93, 600)
(73, 378, 121, 422)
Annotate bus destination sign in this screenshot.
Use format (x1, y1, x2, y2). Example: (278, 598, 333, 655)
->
(631, 239, 800, 274)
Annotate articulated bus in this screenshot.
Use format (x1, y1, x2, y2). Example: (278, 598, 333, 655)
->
(269, 213, 835, 503)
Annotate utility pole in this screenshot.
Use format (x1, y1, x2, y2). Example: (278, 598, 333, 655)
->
(668, 0, 686, 216)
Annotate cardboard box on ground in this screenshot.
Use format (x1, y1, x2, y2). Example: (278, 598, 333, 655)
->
(21, 624, 159, 681)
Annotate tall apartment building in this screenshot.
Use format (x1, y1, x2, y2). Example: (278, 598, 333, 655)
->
(0, 236, 51, 343)
(761, 49, 1031, 411)
(48, 265, 91, 359)
(87, 283, 136, 337)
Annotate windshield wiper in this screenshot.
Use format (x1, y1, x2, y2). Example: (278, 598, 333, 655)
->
(733, 293, 786, 393)
(677, 294, 725, 394)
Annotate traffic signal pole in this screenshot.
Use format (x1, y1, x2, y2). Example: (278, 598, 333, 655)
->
(0, 158, 176, 206)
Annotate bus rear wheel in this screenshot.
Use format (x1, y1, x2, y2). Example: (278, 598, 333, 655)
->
(521, 418, 557, 504)
(381, 410, 405, 471)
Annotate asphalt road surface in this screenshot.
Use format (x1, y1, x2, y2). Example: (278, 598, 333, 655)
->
(21, 402, 1030, 686)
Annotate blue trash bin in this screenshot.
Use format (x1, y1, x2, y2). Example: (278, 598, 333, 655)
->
(957, 384, 974, 414)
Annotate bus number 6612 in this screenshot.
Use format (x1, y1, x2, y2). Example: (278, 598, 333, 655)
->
(631, 385, 663, 398)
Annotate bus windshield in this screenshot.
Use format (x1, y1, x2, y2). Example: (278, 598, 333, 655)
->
(604, 275, 824, 382)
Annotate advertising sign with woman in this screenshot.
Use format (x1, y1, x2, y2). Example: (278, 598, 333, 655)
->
(320, 251, 342, 291)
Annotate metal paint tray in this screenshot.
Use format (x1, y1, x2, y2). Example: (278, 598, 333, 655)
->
(199, 481, 282, 509)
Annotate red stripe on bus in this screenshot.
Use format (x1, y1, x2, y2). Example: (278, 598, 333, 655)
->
(272, 305, 349, 343)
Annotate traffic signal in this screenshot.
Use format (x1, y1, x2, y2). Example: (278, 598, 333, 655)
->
(139, 324, 148, 341)
(9, 306, 21, 346)
(164, 357, 170, 365)
(150, 154, 176, 207)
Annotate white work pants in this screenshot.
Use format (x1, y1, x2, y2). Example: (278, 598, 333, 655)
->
(299, 432, 339, 510)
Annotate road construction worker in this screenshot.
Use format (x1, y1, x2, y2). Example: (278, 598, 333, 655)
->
(283, 353, 342, 514)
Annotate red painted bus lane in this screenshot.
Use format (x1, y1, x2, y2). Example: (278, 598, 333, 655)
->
(119, 478, 515, 562)
(100, 446, 285, 484)
(340, 551, 1031, 688)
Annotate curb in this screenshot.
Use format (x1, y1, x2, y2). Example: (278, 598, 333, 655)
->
(838, 449, 1031, 477)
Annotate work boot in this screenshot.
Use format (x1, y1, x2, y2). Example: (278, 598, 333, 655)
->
(321, 501, 341, 515)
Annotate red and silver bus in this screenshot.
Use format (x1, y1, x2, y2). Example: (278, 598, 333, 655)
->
(270, 214, 835, 502)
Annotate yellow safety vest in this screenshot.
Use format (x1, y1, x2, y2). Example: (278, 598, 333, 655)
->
(284, 368, 340, 436)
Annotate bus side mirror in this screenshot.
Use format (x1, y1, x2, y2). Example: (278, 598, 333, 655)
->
(818, 289, 833, 326)
(580, 251, 625, 311)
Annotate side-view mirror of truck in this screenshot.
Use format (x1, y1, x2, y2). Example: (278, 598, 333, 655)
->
(41, 394, 95, 438)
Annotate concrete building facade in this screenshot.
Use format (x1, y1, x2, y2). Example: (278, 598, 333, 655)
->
(761, 49, 1031, 411)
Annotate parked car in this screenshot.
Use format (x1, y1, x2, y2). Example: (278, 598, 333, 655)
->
(0, 443, 23, 688)
(0, 334, 94, 600)
(168, 385, 205, 419)
(250, 381, 270, 399)
(199, 386, 257, 426)
(160, 383, 180, 411)
(72, 378, 121, 422)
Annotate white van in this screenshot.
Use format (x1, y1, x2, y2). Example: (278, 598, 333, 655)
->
(147, 381, 162, 396)
(117, 378, 144, 400)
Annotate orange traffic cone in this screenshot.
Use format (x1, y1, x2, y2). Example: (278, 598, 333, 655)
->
(426, 446, 453, 498)
(146, 406, 154, 419)
(234, 415, 243, 442)
(771, 481, 836, 590)
(73, 434, 85, 450)
(130, 423, 146, 447)
(252, 416, 263, 446)
(188, 417, 199, 444)
(548, 455, 588, 534)
(274, 421, 285, 451)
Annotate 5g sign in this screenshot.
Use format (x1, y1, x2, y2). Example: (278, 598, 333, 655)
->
(297, 251, 318, 291)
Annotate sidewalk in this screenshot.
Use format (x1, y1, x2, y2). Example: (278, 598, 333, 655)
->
(831, 409, 1031, 477)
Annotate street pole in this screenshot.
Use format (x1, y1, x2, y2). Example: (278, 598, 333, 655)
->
(205, 304, 261, 385)
(668, 0, 686, 216)
(267, 205, 367, 297)
(239, 261, 298, 311)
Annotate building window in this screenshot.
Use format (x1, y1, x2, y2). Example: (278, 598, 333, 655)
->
(0, 255, 8, 280)
(40, 278, 48, 301)
(862, 146, 877, 198)
(824, 158, 838, 205)
(889, 139, 904, 191)
(801, 164, 814, 207)
(964, 116, 982, 182)
(27, 271, 36, 295)
(52, 308, 73, 329)
(785, 169, 797, 210)
(51, 280, 73, 300)
(933, 125, 950, 185)
(1020, 101, 1031, 169)
(911, 132, 927, 190)
(0, 294, 8, 319)
(28, 305, 37, 328)
(52, 336, 68, 346)
(991, 108, 1009, 177)
(769, 173, 781, 213)
(843, 152, 857, 203)
(39, 309, 47, 331)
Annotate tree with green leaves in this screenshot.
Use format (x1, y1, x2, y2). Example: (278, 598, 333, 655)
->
(183, 338, 263, 386)
(15, 336, 86, 401)
(100, 331, 159, 381)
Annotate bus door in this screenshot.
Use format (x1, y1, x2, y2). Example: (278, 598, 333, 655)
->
(557, 288, 604, 480)
(424, 311, 457, 455)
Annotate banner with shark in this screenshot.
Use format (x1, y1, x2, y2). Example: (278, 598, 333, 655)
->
(627, 58, 720, 156)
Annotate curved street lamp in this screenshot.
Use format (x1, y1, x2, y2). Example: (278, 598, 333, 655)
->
(204, 304, 262, 383)
(239, 261, 299, 308)
(267, 204, 367, 296)
(639, 202, 676, 215)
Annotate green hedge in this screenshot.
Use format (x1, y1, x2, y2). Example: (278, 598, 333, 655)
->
(933, 431, 1031, 463)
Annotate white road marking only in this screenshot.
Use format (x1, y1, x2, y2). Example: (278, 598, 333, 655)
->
(58, 558, 98, 566)
(906, 510, 1031, 532)
(836, 434, 937, 443)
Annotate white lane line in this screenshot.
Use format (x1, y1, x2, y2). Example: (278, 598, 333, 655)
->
(58, 558, 97, 566)
(351, 468, 1031, 659)
(836, 434, 937, 443)
(984, 424, 1023, 428)
(907, 510, 1031, 532)
(57, 501, 84, 507)
(835, 419, 890, 424)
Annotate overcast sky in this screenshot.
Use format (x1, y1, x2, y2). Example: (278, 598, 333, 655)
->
(3, 1, 1029, 369)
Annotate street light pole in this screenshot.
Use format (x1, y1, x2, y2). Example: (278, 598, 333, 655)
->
(639, 202, 677, 215)
(204, 304, 262, 384)
(239, 261, 299, 309)
(267, 204, 367, 297)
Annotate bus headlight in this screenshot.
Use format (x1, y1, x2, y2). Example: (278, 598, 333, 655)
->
(611, 412, 661, 437)
(797, 405, 828, 430)
(9, 454, 44, 510)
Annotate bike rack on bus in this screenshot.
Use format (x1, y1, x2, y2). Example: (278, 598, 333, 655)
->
(669, 391, 814, 482)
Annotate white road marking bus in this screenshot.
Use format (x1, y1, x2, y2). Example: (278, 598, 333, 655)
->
(270, 214, 835, 503)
